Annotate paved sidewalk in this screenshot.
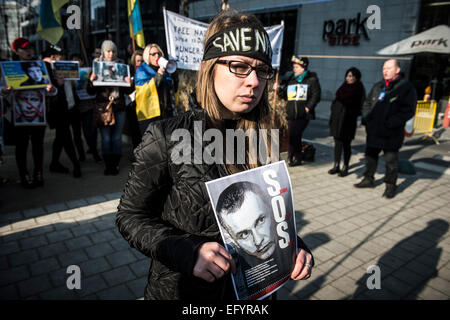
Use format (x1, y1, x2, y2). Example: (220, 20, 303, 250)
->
(0, 143, 449, 300)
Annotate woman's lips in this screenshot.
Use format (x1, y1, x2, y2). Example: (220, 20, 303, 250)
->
(239, 95, 256, 103)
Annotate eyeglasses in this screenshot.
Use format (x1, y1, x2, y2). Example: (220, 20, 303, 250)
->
(215, 60, 274, 80)
(150, 52, 162, 57)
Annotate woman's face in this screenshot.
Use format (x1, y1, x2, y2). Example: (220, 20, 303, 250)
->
(293, 63, 305, 76)
(346, 71, 356, 84)
(213, 55, 268, 114)
(27, 65, 43, 82)
(16, 47, 35, 60)
(135, 54, 143, 69)
(149, 47, 162, 67)
(17, 90, 42, 120)
(103, 49, 116, 62)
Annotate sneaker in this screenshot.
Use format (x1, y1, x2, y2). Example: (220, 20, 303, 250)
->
(354, 177, 374, 188)
(288, 156, 303, 167)
(49, 162, 69, 174)
(383, 184, 396, 199)
(20, 174, 35, 189)
(338, 165, 349, 177)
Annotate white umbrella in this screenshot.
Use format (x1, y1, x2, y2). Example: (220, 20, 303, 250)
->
(377, 25, 450, 55)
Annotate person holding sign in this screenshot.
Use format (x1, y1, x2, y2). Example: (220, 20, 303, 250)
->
(134, 44, 178, 136)
(0, 37, 57, 188)
(87, 40, 133, 175)
(116, 10, 313, 300)
(274, 55, 321, 167)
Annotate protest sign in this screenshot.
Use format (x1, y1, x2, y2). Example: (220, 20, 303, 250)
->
(205, 161, 297, 300)
(76, 67, 96, 100)
(52, 60, 80, 80)
(13, 89, 46, 126)
(92, 61, 130, 87)
(0, 61, 50, 90)
(163, 9, 284, 70)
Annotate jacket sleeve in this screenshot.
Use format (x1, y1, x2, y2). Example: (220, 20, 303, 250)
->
(116, 122, 209, 276)
(361, 85, 377, 124)
(385, 84, 417, 129)
(306, 77, 321, 111)
(297, 236, 315, 267)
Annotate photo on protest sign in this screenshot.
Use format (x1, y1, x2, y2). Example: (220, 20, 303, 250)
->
(92, 61, 130, 87)
(287, 84, 308, 101)
(0, 61, 50, 90)
(76, 67, 96, 100)
(13, 89, 46, 126)
(52, 60, 80, 80)
(205, 161, 297, 300)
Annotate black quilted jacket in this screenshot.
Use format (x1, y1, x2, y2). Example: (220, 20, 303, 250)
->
(116, 98, 313, 300)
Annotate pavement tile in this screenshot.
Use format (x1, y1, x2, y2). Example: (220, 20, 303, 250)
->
(23, 207, 46, 219)
(129, 259, 150, 278)
(39, 285, 80, 300)
(57, 249, 89, 267)
(77, 274, 108, 297)
(45, 202, 69, 214)
(416, 285, 448, 300)
(70, 223, 98, 237)
(18, 275, 53, 298)
(46, 229, 75, 244)
(106, 249, 138, 268)
(66, 199, 89, 210)
(102, 265, 136, 287)
(96, 284, 136, 300)
(27, 224, 55, 237)
(88, 229, 117, 244)
(85, 242, 115, 259)
(65, 235, 93, 251)
(126, 276, 147, 299)
(9, 249, 39, 267)
(78, 257, 111, 277)
(0, 284, 20, 299)
(38, 242, 68, 259)
(0, 241, 21, 256)
(19, 235, 48, 250)
(29, 257, 61, 276)
(425, 277, 450, 296)
(86, 195, 108, 205)
(0, 265, 30, 289)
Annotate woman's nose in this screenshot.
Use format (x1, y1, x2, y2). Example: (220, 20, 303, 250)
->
(245, 69, 260, 87)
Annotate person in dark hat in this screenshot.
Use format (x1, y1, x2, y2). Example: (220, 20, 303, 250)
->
(274, 55, 321, 166)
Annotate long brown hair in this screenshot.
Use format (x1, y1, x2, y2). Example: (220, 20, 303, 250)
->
(196, 10, 276, 174)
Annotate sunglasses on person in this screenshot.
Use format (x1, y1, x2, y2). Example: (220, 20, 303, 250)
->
(150, 52, 162, 57)
(215, 60, 274, 80)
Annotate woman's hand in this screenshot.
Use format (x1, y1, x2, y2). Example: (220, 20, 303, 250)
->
(1, 86, 12, 94)
(193, 242, 236, 283)
(90, 72, 97, 82)
(290, 248, 313, 280)
(157, 67, 165, 75)
(273, 82, 279, 90)
(124, 76, 131, 84)
(305, 107, 310, 113)
(46, 84, 56, 93)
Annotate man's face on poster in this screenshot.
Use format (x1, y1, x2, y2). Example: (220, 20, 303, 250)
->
(222, 191, 275, 260)
(16, 90, 42, 121)
(27, 65, 43, 83)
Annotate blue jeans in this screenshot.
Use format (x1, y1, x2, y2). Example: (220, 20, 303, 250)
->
(100, 110, 125, 155)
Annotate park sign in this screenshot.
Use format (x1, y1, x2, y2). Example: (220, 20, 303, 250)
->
(163, 9, 284, 71)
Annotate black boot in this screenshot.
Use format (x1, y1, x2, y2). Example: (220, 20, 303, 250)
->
(33, 171, 44, 187)
(383, 184, 396, 199)
(109, 154, 120, 176)
(328, 162, 340, 174)
(20, 173, 35, 189)
(338, 163, 349, 177)
(92, 149, 102, 163)
(103, 154, 112, 175)
(354, 176, 375, 188)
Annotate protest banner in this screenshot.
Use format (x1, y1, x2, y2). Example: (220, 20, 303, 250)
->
(163, 9, 284, 70)
(13, 89, 46, 126)
(92, 61, 131, 87)
(205, 161, 297, 300)
(76, 67, 96, 100)
(0, 61, 50, 90)
(52, 60, 80, 80)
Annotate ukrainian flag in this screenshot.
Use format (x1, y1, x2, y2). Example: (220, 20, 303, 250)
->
(36, 0, 69, 45)
(128, 0, 145, 49)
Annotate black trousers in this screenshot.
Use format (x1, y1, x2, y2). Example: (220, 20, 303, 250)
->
(334, 137, 352, 165)
(288, 119, 309, 160)
(364, 146, 399, 185)
(15, 126, 46, 177)
(80, 109, 99, 155)
(68, 108, 85, 159)
(51, 120, 79, 166)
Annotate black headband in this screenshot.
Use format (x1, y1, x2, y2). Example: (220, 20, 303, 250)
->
(202, 23, 273, 66)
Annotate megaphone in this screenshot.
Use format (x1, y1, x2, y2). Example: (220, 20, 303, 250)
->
(157, 57, 177, 74)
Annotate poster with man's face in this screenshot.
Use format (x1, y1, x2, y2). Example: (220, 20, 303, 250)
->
(0, 61, 50, 90)
(92, 61, 130, 87)
(13, 89, 46, 126)
(205, 161, 297, 300)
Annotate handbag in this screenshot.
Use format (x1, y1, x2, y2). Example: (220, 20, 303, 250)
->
(93, 96, 116, 127)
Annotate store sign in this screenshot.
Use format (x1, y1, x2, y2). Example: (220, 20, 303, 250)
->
(322, 13, 369, 46)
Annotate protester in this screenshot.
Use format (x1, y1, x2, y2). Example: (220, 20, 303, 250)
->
(70, 53, 102, 163)
(87, 40, 132, 175)
(124, 49, 143, 150)
(328, 67, 365, 177)
(116, 10, 314, 300)
(134, 44, 177, 136)
(43, 47, 82, 179)
(354, 59, 417, 198)
(0, 37, 57, 188)
(274, 55, 321, 166)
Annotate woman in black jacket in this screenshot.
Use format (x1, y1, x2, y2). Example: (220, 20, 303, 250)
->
(328, 67, 365, 177)
(116, 10, 314, 300)
(275, 56, 321, 166)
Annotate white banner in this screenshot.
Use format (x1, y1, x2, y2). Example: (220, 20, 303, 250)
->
(163, 9, 284, 71)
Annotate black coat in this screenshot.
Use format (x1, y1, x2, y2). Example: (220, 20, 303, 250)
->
(116, 98, 313, 300)
(329, 81, 365, 140)
(279, 71, 321, 121)
(361, 73, 417, 150)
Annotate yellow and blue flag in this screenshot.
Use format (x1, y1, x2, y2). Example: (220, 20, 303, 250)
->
(36, 0, 69, 45)
(128, 0, 145, 49)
